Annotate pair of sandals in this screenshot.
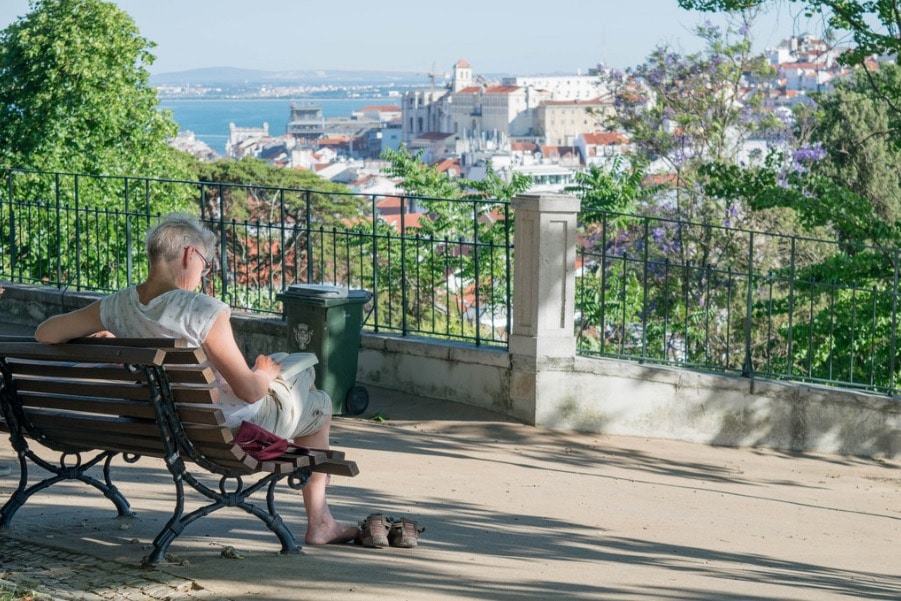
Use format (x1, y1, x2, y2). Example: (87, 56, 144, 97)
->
(357, 513, 425, 548)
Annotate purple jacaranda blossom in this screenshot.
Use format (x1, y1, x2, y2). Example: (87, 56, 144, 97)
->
(777, 172, 789, 188)
(793, 143, 826, 163)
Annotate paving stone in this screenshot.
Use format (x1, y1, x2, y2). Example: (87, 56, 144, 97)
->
(0, 537, 232, 601)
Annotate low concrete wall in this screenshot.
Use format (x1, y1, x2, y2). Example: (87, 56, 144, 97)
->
(358, 335, 511, 416)
(2, 283, 898, 457)
(357, 334, 899, 457)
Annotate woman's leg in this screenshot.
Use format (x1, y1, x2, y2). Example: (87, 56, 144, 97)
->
(293, 416, 359, 544)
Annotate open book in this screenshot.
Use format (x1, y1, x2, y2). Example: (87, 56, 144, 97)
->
(269, 352, 318, 382)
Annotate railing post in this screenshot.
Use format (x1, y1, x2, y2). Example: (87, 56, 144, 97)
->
(508, 193, 580, 426)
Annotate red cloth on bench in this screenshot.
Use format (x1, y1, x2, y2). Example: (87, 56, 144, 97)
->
(234, 420, 310, 461)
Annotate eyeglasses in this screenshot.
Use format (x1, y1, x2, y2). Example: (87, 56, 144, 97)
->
(191, 247, 216, 276)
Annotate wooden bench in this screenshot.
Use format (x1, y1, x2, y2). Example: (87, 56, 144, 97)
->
(0, 336, 359, 567)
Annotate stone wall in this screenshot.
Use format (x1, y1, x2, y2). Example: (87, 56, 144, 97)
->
(3, 282, 898, 457)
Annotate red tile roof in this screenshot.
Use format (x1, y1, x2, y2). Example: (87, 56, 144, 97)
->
(375, 196, 425, 229)
(433, 158, 462, 174)
(582, 132, 628, 145)
(484, 85, 519, 94)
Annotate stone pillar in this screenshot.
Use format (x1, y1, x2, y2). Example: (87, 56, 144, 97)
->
(508, 193, 581, 426)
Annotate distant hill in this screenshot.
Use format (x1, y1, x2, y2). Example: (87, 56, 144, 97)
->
(150, 66, 428, 86)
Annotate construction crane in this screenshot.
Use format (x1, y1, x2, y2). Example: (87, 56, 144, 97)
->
(426, 62, 448, 89)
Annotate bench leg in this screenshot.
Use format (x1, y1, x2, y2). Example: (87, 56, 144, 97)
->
(1, 449, 134, 526)
(143, 468, 301, 567)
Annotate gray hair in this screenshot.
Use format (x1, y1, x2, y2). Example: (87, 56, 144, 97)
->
(145, 213, 216, 263)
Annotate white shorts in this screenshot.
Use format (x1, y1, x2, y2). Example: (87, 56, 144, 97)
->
(249, 353, 332, 440)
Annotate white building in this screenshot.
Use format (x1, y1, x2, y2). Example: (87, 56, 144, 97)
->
(445, 84, 550, 140)
(513, 164, 576, 193)
(501, 71, 610, 101)
(169, 131, 218, 162)
(225, 122, 270, 158)
(576, 132, 631, 166)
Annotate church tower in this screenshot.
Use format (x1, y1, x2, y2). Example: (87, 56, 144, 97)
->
(452, 59, 472, 92)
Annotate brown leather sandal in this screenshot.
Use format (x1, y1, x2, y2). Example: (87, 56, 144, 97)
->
(357, 513, 390, 548)
(387, 517, 425, 548)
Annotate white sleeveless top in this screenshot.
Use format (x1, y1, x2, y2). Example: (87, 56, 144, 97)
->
(99, 286, 261, 425)
(99, 286, 227, 346)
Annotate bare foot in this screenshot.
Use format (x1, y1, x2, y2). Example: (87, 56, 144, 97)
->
(305, 522, 360, 545)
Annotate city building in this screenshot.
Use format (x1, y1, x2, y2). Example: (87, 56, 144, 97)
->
(536, 98, 612, 146)
(287, 103, 325, 144)
(401, 59, 609, 163)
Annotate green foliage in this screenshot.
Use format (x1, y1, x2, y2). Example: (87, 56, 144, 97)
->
(565, 155, 665, 226)
(195, 157, 357, 227)
(601, 17, 778, 231)
(381, 145, 460, 200)
(813, 63, 901, 224)
(0, 0, 188, 181)
(695, 62, 901, 390)
(380, 144, 520, 340)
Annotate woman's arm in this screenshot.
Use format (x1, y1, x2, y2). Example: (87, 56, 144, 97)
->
(34, 301, 105, 343)
(202, 310, 279, 404)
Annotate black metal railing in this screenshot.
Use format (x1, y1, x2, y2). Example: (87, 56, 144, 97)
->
(577, 211, 901, 395)
(4, 167, 901, 396)
(0, 168, 512, 347)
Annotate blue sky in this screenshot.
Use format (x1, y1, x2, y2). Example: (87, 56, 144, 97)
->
(0, 1, 824, 75)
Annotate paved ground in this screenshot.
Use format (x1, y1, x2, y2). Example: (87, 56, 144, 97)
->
(0, 325, 899, 600)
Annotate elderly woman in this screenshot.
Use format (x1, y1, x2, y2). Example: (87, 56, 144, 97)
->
(35, 213, 359, 545)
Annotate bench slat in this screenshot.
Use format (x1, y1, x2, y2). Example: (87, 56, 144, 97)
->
(8, 361, 216, 385)
(24, 409, 233, 442)
(16, 392, 224, 425)
(0, 336, 191, 348)
(158, 348, 210, 365)
(0, 342, 166, 365)
(68, 337, 188, 348)
(14, 378, 220, 406)
(33, 425, 251, 469)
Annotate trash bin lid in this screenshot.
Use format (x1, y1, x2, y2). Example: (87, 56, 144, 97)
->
(285, 284, 349, 299)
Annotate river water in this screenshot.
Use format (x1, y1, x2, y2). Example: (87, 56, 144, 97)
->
(159, 97, 394, 155)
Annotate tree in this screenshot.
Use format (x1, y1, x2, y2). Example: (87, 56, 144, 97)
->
(195, 157, 357, 226)
(381, 144, 530, 235)
(678, 0, 901, 66)
(813, 63, 901, 225)
(564, 155, 664, 220)
(380, 145, 529, 341)
(0, 0, 188, 180)
(697, 59, 901, 388)
(699, 62, 901, 248)
(600, 19, 778, 224)
(192, 157, 364, 306)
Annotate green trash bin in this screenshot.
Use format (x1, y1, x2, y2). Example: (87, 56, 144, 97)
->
(276, 284, 371, 415)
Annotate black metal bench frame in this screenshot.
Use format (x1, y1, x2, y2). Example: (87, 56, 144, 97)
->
(0, 336, 357, 567)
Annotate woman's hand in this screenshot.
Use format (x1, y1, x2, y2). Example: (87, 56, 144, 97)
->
(202, 312, 277, 404)
(88, 330, 116, 338)
(253, 354, 281, 381)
